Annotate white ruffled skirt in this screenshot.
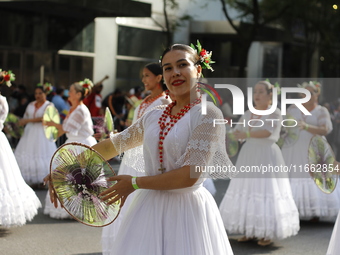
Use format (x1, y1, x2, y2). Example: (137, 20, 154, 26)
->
(101, 147, 218, 255)
(14, 123, 57, 185)
(282, 136, 340, 219)
(43, 136, 97, 219)
(101, 157, 145, 255)
(289, 177, 340, 219)
(327, 212, 340, 255)
(0, 132, 41, 227)
(107, 185, 233, 255)
(219, 140, 300, 240)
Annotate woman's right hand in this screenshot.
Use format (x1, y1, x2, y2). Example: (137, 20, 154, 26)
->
(233, 130, 246, 140)
(43, 174, 61, 208)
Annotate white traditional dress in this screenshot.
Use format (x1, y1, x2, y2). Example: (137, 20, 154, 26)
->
(326, 212, 340, 255)
(14, 100, 57, 185)
(44, 103, 97, 219)
(101, 95, 170, 254)
(107, 102, 234, 255)
(0, 94, 41, 227)
(219, 109, 300, 240)
(282, 104, 340, 219)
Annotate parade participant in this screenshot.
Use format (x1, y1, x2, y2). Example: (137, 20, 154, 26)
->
(326, 161, 340, 255)
(107, 88, 126, 132)
(52, 86, 70, 119)
(101, 62, 170, 254)
(43, 79, 97, 219)
(15, 82, 57, 187)
(46, 42, 235, 255)
(219, 81, 299, 246)
(282, 81, 340, 220)
(0, 70, 41, 227)
(83, 75, 108, 117)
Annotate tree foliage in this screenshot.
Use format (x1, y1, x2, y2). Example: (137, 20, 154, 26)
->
(219, 0, 340, 76)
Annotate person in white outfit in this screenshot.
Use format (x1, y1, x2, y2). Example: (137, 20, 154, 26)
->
(14, 83, 57, 187)
(0, 70, 41, 227)
(326, 160, 340, 255)
(43, 79, 97, 219)
(219, 81, 300, 246)
(46, 43, 235, 255)
(101, 62, 171, 254)
(281, 81, 339, 221)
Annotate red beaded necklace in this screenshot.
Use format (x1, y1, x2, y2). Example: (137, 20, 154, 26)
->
(137, 92, 164, 119)
(157, 97, 201, 173)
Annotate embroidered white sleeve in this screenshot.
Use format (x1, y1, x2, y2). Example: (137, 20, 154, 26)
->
(178, 104, 236, 179)
(63, 109, 85, 136)
(110, 115, 144, 155)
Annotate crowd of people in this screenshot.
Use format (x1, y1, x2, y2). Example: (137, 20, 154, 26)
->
(0, 40, 340, 255)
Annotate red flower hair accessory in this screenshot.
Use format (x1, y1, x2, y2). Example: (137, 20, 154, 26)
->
(37, 82, 53, 95)
(0, 69, 16, 87)
(79, 78, 93, 90)
(190, 40, 215, 73)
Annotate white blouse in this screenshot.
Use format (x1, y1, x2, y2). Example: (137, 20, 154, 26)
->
(0, 95, 9, 131)
(110, 102, 235, 180)
(63, 104, 94, 140)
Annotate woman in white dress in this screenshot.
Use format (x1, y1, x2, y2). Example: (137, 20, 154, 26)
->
(281, 82, 339, 220)
(43, 80, 97, 219)
(14, 84, 57, 187)
(101, 63, 171, 254)
(326, 160, 340, 255)
(0, 71, 41, 227)
(327, 212, 340, 255)
(46, 43, 235, 255)
(219, 81, 299, 246)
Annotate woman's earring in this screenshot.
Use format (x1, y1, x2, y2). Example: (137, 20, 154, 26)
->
(165, 90, 169, 99)
(196, 82, 201, 94)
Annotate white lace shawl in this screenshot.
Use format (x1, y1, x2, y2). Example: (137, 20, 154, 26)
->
(110, 102, 235, 179)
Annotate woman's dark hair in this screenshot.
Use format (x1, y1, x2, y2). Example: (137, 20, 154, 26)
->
(0, 74, 3, 91)
(35, 85, 47, 94)
(160, 44, 200, 67)
(0, 73, 3, 86)
(144, 62, 167, 90)
(56, 87, 65, 95)
(145, 62, 162, 76)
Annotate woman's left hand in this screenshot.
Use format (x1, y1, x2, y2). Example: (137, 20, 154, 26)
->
(99, 175, 136, 207)
(43, 120, 55, 127)
(18, 119, 28, 126)
(43, 174, 61, 208)
(298, 121, 307, 130)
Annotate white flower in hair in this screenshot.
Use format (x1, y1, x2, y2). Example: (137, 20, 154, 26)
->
(79, 78, 94, 89)
(297, 81, 321, 91)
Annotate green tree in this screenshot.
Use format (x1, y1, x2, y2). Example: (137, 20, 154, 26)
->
(220, 0, 340, 77)
(218, 0, 291, 77)
(151, 0, 192, 46)
(263, 0, 340, 77)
